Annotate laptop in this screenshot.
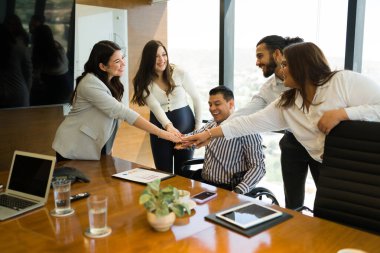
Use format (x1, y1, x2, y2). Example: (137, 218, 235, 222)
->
(0, 150, 56, 221)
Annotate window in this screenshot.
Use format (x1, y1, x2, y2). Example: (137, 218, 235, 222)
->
(168, 0, 220, 158)
(362, 0, 380, 80)
(233, 0, 348, 208)
(168, 0, 219, 122)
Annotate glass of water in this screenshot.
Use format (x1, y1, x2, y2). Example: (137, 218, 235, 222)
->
(85, 195, 111, 238)
(51, 180, 74, 217)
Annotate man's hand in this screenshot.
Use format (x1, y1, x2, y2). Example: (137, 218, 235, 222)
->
(181, 131, 211, 148)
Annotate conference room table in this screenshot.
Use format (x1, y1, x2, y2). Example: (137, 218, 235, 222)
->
(0, 156, 378, 253)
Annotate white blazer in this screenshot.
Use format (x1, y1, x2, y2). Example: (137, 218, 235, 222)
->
(52, 73, 139, 160)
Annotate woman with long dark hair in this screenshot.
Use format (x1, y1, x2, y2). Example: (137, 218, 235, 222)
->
(132, 40, 202, 174)
(53, 40, 180, 161)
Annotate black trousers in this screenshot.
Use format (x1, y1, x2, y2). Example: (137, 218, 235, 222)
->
(150, 106, 195, 174)
(279, 132, 321, 209)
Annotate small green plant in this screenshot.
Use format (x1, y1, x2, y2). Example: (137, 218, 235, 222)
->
(139, 179, 191, 217)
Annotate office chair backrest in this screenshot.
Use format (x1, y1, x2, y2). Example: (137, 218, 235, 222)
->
(314, 121, 380, 234)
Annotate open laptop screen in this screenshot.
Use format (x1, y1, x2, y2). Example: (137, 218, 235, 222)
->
(8, 154, 53, 198)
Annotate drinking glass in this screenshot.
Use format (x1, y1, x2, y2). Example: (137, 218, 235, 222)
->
(51, 180, 74, 217)
(85, 195, 111, 238)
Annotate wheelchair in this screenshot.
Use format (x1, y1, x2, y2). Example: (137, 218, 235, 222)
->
(180, 158, 279, 206)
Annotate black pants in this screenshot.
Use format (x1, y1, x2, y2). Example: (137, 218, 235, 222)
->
(279, 132, 321, 209)
(150, 106, 195, 174)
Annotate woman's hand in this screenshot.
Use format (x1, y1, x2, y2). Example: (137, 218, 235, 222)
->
(160, 130, 182, 143)
(317, 108, 348, 135)
(174, 142, 194, 150)
(181, 131, 211, 148)
(165, 123, 182, 138)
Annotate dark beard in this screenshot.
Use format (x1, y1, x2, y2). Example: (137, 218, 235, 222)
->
(263, 57, 277, 78)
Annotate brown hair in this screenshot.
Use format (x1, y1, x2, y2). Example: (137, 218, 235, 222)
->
(71, 40, 124, 104)
(277, 42, 338, 110)
(131, 40, 175, 106)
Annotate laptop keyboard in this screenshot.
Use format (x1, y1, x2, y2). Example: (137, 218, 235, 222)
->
(0, 195, 35, 210)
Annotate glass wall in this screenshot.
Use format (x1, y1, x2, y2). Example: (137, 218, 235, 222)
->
(168, 0, 219, 157)
(362, 0, 380, 80)
(168, 0, 219, 122)
(168, 0, 377, 209)
(234, 0, 347, 112)
(234, 0, 348, 208)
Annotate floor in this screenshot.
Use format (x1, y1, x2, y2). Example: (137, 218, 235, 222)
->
(113, 122, 155, 169)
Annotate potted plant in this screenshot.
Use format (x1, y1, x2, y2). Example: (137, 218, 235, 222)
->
(139, 179, 191, 232)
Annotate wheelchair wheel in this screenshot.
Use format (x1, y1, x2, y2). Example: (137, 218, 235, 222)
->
(245, 187, 279, 206)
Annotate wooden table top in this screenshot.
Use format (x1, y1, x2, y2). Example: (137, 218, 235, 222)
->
(0, 156, 378, 253)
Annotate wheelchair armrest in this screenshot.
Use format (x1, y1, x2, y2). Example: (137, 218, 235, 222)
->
(182, 158, 205, 166)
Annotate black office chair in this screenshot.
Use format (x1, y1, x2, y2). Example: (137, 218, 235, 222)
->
(313, 121, 380, 234)
(181, 158, 279, 205)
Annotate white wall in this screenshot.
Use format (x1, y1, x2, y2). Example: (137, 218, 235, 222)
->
(75, 4, 129, 104)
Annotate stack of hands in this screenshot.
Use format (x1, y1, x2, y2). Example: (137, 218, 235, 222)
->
(164, 123, 211, 149)
(164, 108, 347, 150)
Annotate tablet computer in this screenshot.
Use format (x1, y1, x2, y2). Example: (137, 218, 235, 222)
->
(215, 202, 283, 229)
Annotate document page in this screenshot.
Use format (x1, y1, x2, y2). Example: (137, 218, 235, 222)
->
(112, 168, 174, 184)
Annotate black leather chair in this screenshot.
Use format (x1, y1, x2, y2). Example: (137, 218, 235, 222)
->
(314, 121, 380, 234)
(181, 158, 279, 205)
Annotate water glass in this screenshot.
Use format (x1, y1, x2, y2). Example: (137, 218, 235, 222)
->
(52, 180, 72, 215)
(87, 195, 110, 236)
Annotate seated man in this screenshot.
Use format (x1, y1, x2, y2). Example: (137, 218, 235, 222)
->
(178, 86, 265, 194)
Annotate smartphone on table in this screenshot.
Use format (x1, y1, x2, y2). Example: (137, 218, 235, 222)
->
(191, 191, 217, 204)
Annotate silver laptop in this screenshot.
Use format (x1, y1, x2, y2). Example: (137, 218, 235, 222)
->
(0, 150, 56, 221)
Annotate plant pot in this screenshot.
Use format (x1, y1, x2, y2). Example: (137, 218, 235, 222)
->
(147, 212, 176, 232)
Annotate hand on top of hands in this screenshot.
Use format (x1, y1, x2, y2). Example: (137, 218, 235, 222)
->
(165, 123, 182, 138)
(166, 131, 182, 143)
(181, 131, 211, 148)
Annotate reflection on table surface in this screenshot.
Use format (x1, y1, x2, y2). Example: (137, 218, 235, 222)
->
(0, 155, 378, 253)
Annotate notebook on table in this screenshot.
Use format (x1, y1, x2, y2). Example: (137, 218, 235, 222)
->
(0, 150, 56, 221)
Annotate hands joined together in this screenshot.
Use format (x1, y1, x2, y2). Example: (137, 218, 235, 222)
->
(163, 123, 212, 149)
(165, 108, 347, 147)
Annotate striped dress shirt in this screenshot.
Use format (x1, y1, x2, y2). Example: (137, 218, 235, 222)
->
(189, 120, 266, 194)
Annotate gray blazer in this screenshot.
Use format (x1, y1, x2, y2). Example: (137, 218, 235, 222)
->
(52, 73, 139, 160)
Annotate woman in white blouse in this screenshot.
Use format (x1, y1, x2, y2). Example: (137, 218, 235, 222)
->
(132, 40, 202, 174)
(183, 42, 380, 180)
(53, 41, 180, 161)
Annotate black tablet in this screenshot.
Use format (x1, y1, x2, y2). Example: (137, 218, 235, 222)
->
(215, 202, 282, 229)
